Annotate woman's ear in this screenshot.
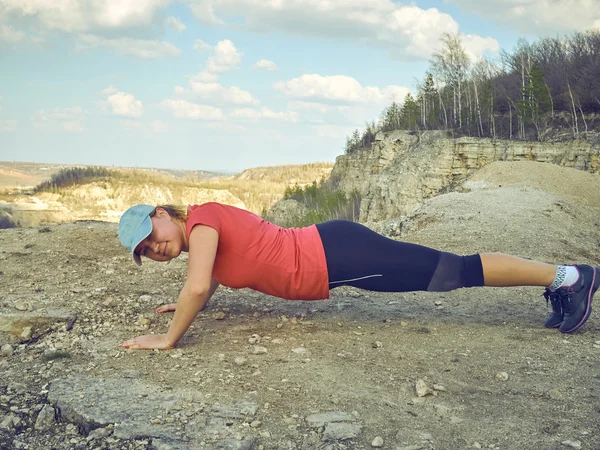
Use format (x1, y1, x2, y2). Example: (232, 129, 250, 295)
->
(154, 207, 169, 219)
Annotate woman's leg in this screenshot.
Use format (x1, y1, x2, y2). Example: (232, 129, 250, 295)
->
(316, 220, 598, 333)
(480, 253, 557, 287)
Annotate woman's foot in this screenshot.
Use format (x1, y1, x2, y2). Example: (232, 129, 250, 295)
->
(542, 288, 563, 328)
(552, 265, 598, 333)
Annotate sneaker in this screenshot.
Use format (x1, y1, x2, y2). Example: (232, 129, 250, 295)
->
(542, 288, 563, 328)
(557, 265, 599, 334)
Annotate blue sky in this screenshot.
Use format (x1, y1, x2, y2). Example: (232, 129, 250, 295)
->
(1, 1, 598, 173)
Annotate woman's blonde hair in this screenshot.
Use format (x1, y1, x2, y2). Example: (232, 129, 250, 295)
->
(151, 204, 188, 221)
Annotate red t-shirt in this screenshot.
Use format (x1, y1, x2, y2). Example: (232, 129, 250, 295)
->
(185, 202, 329, 300)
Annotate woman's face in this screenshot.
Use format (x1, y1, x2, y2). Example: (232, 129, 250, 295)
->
(134, 208, 186, 263)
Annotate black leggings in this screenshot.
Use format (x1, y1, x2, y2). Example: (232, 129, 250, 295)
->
(315, 220, 484, 292)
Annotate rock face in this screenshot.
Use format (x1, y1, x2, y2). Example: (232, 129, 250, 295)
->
(328, 131, 600, 222)
(0, 309, 77, 344)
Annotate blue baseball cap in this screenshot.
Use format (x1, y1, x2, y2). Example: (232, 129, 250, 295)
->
(118, 204, 156, 266)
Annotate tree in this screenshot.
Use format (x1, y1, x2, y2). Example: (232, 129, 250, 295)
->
(430, 33, 471, 129)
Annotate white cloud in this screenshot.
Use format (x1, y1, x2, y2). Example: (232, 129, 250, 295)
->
(32, 107, 85, 132)
(0, 23, 25, 42)
(191, 70, 219, 83)
(275, 74, 409, 105)
(185, 0, 498, 60)
(288, 101, 331, 113)
(101, 86, 118, 95)
(0, 0, 171, 33)
(100, 89, 143, 118)
(193, 39, 211, 51)
(160, 99, 224, 120)
(189, 81, 259, 105)
(448, 0, 600, 35)
(0, 119, 17, 132)
(78, 34, 180, 58)
(205, 39, 242, 73)
(166, 16, 186, 32)
(230, 107, 298, 122)
(253, 59, 278, 71)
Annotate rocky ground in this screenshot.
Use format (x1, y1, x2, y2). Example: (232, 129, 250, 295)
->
(1, 161, 600, 450)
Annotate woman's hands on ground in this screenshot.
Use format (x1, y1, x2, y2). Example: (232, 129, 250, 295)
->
(154, 303, 177, 313)
(119, 334, 174, 350)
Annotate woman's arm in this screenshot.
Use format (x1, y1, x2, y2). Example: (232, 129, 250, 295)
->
(120, 225, 219, 350)
(155, 278, 220, 313)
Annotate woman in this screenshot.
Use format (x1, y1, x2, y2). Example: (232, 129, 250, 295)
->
(118, 202, 598, 350)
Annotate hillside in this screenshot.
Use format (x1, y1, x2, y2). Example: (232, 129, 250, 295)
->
(0, 160, 599, 449)
(0, 162, 334, 228)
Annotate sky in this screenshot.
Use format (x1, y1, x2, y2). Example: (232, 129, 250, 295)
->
(0, 1, 599, 173)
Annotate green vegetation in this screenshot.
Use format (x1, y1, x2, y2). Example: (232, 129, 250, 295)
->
(34, 167, 113, 193)
(278, 179, 361, 227)
(345, 28, 600, 153)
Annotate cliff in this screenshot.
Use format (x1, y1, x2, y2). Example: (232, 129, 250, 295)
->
(328, 131, 600, 223)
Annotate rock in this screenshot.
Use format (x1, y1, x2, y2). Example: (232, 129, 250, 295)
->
(371, 341, 383, 348)
(47, 375, 256, 444)
(252, 346, 267, 354)
(415, 379, 434, 397)
(561, 440, 582, 449)
(248, 334, 261, 344)
(14, 301, 31, 311)
(86, 426, 113, 441)
(306, 412, 355, 428)
(292, 347, 306, 354)
(372, 436, 384, 447)
(0, 309, 77, 344)
(234, 357, 247, 366)
(35, 404, 56, 430)
(1, 344, 13, 357)
(323, 422, 362, 441)
(495, 372, 509, 381)
(0, 413, 18, 430)
(549, 389, 563, 400)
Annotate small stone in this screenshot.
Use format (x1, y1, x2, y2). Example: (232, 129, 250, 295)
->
(473, 443, 482, 449)
(292, 347, 306, 354)
(14, 302, 30, 311)
(433, 384, 447, 392)
(561, 440, 581, 449)
(253, 346, 267, 354)
(1, 344, 14, 357)
(151, 418, 162, 425)
(250, 420, 261, 428)
(400, 321, 408, 327)
(234, 357, 248, 366)
(215, 312, 226, 320)
(34, 404, 56, 430)
(103, 297, 118, 308)
(495, 372, 509, 381)
(272, 339, 283, 344)
(415, 379, 434, 397)
(434, 301, 443, 306)
(549, 389, 563, 400)
(248, 334, 261, 345)
(372, 341, 383, 348)
(137, 317, 151, 326)
(372, 436, 384, 447)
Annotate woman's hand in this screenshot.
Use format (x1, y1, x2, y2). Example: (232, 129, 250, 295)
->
(155, 303, 177, 313)
(120, 334, 174, 350)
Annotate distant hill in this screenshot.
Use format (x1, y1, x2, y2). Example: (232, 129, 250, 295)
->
(0, 161, 227, 190)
